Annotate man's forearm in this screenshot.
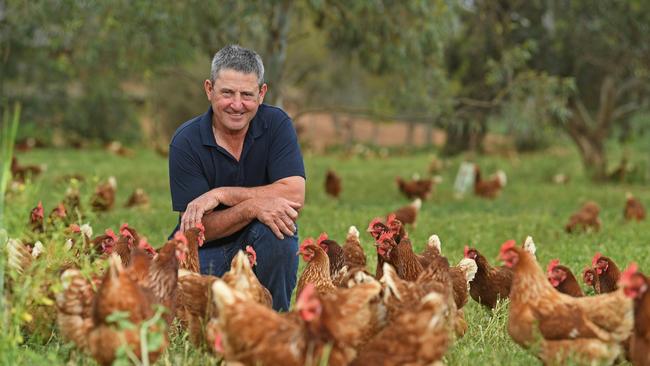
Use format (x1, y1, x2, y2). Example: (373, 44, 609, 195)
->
(215, 176, 305, 207)
(201, 201, 254, 241)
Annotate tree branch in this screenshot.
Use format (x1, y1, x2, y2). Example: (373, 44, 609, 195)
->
(616, 77, 650, 99)
(595, 75, 616, 139)
(612, 102, 646, 121)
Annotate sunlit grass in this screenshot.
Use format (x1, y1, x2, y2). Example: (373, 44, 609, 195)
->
(2, 143, 648, 365)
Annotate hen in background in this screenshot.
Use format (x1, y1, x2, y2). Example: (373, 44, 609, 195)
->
(125, 188, 150, 208)
(583, 267, 601, 294)
(390, 198, 422, 227)
(395, 175, 437, 200)
(565, 201, 601, 233)
(316, 232, 346, 278)
(464, 245, 513, 309)
(624, 192, 646, 222)
(592, 252, 621, 294)
(473, 164, 507, 199)
(11, 156, 45, 183)
(324, 169, 342, 198)
(342, 226, 367, 271)
(547, 259, 584, 297)
(90, 176, 117, 212)
(29, 201, 45, 233)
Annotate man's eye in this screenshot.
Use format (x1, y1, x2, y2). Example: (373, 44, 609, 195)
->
(222, 91, 233, 97)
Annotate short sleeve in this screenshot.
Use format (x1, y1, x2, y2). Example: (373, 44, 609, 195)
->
(169, 144, 211, 212)
(267, 117, 305, 182)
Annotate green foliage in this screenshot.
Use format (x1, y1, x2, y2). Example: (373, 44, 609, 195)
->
(1, 1, 198, 143)
(0, 103, 21, 226)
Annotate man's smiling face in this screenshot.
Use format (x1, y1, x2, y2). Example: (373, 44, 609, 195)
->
(206, 69, 267, 134)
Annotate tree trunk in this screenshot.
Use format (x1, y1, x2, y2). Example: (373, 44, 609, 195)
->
(425, 120, 434, 147)
(562, 76, 619, 181)
(442, 111, 487, 156)
(405, 120, 416, 146)
(442, 118, 472, 156)
(263, 0, 292, 107)
(566, 122, 607, 180)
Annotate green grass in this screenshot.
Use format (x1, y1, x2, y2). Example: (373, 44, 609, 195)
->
(3, 145, 649, 365)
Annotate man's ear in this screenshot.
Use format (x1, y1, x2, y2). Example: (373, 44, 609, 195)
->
(204, 79, 214, 100)
(258, 83, 268, 103)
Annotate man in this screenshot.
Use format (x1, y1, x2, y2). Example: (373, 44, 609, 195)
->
(169, 45, 305, 311)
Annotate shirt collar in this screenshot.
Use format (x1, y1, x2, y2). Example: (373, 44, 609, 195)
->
(200, 105, 267, 147)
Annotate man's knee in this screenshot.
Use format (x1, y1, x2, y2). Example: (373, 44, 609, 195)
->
(246, 221, 298, 262)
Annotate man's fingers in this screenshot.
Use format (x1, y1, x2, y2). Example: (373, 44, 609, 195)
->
(285, 207, 299, 221)
(268, 222, 284, 240)
(277, 218, 294, 237)
(287, 200, 302, 209)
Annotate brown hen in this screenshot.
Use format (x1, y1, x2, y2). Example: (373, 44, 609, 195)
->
(396, 175, 434, 200)
(565, 201, 602, 233)
(90, 176, 117, 212)
(624, 192, 646, 221)
(501, 240, 633, 365)
(474, 165, 507, 199)
(547, 259, 584, 297)
(464, 245, 513, 309)
(620, 263, 650, 366)
(325, 168, 342, 198)
(390, 198, 422, 227)
(592, 252, 621, 294)
(296, 237, 336, 297)
(353, 290, 451, 365)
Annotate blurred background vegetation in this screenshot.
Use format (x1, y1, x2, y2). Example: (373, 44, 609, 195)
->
(1, 0, 649, 181)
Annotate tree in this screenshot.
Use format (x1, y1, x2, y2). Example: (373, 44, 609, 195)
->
(514, 0, 650, 180)
(1, 1, 197, 142)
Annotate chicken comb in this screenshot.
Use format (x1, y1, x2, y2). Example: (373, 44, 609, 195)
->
(33, 201, 44, 217)
(386, 213, 397, 224)
(619, 262, 639, 287)
(463, 245, 470, 258)
(138, 237, 157, 256)
(591, 252, 603, 267)
(547, 259, 560, 275)
(499, 240, 517, 255)
(119, 223, 132, 237)
(196, 222, 205, 233)
(174, 231, 188, 245)
(105, 228, 118, 241)
(367, 217, 383, 232)
(213, 332, 224, 354)
(378, 230, 394, 242)
(316, 232, 328, 245)
(300, 237, 315, 249)
(245, 245, 257, 265)
(69, 224, 81, 233)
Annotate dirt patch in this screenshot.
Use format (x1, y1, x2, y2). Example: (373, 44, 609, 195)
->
(293, 113, 446, 152)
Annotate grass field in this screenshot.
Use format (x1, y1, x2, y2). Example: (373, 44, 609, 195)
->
(2, 142, 649, 365)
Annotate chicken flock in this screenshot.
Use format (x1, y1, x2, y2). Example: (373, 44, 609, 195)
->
(4, 156, 650, 366)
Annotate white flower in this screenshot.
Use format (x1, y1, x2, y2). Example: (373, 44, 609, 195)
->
(65, 238, 73, 251)
(31, 241, 44, 258)
(80, 223, 93, 238)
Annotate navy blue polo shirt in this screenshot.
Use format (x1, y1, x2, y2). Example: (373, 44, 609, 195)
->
(168, 104, 305, 244)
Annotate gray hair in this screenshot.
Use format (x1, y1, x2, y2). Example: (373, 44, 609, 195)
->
(210, 45, 265, 86)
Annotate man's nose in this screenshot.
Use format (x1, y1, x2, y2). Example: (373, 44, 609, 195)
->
(230, 94, 244, 110)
